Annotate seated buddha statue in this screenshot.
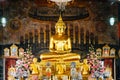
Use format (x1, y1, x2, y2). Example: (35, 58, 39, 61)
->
(40, 15, 80, 62)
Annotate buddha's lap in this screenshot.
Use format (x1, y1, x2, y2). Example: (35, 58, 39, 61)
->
(40, 52, 80, 59)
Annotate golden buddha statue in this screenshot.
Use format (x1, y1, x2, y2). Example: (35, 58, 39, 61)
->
(45, 66, 52, 78)
(56, 59, 66, 74)
(40, 15, 80, 63)
(8, 65, 15, 80)
(30, 58, 39, 74)
(104, 66, 113, 79)
(81, 59, 90, 75)
(30, 58, 39, 80)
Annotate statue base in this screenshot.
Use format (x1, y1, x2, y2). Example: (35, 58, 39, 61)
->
(39, 59, 82, 77)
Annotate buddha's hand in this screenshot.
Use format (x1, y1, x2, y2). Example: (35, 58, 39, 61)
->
(49, 49, 56, 52)
(50, 48, 71, 53)
(56, 50, 71, 53)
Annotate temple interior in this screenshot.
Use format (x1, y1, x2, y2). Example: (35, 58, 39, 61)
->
(0, 0, 120, 80)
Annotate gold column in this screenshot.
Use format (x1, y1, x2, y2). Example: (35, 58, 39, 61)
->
(44, 27, 46, 43)
(78, 26, 80, 44)
(49, 25, 51, 38)
(38, 30, 40, 43)
(73, 25, 75, 44)
(67, 24, 70, 37)
(39, 29, 41, 43)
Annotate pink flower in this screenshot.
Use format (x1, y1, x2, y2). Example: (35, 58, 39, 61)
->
(91, 70, 95, 73)
(92, 66, 98, 69)
(24, 64, 28, 69)
(28, 62, 31, 65)
(100, 69, 104, 72)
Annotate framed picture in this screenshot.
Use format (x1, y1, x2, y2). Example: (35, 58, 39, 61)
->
(10, 44, 18, 57)
(19, 48, 24, 57)
(96, 48, 102, 57)
(9, 19, 21, 32)
(110, 48, 115, 57)
(4, 48, 10, 56)
(102, 44, 110, 57)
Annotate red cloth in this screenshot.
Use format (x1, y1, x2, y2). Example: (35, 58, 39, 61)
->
(5, 58, 17, 80)
(118, 22, 120, 38)
(104, 59, 113, 68)
(46, 72, 51, 77)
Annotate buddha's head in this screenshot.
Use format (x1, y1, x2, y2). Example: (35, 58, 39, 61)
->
(55, 15, 66, 35)
(33, 58, 38, 63)
(83, 59, 88, 64)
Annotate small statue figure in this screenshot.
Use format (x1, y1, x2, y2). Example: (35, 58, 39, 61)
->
(8, 65, 16, 80)
(81, 59, 90, 75)
(104, 65, 112, 79)
(70, 62, 77, 79)
(56, 59, 66, 74)
(78, 69, 82, 80)
(38, 65, 42, 79)
(30, 58, 39, 80)
(45, 62, 52, 79)
(46, 66, 52, 79)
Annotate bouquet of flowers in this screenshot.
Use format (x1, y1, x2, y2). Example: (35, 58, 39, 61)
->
(15, 49, 34, 78)
(87, 52, 105, 79)
(87, 45, 105, 79)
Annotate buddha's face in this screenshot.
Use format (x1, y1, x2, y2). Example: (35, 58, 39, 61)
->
(83, 59, 88, 64)
(33, 58, 37, 63)
(56, 27, 65, 35)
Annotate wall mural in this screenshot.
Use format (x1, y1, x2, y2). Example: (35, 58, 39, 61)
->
(0, 0, 119, 45)
(29, 6, 89, 21)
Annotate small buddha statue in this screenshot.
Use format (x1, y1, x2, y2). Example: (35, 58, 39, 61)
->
(81, 59, 90, 75)
(40, 15, 80, 62)
(45, 62, 52, 78)
(8, 65, 15, 80)
(56, 59, 66, 74)
(104, 66, 112, 79)
(30, 58, 39, 80)
(46, 66, 52, 78)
